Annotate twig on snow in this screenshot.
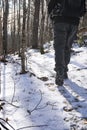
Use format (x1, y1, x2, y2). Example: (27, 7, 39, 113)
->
(0, 122, 9, 130)
(0, 99, 19, 108)
(27, 90, 43, 114)
(16, 124, 48, 130)
(0, 118, 15, 130)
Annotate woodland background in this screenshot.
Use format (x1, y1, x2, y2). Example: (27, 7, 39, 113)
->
(0, 0, 87, 72)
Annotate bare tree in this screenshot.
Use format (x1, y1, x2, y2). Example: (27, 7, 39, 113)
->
(13, 0, 16, 53)
(17, 0, 21, 56)
(0, 0, 87, 64)
(0, 6, 2, 56)
(40, 0, 45, 54)
(32, 0, 40, 49)
(21, 0, 27, 74)
(3, 0, 9, 60)
(26, 0, 31, 47)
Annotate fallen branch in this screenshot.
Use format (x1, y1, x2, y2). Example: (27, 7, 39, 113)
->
(0, 122, 9, 130)
(77, 67, 87, 71)
(0, 118, 48, 130)
(0, 99, 19, 108)
(0, 118, 15, 130)
(36, 103, 48, 110)
(16, 124, 48, 130)
(27, 90, 43, 114)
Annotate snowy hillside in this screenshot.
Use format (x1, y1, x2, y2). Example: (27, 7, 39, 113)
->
(0, 43, 87, 130)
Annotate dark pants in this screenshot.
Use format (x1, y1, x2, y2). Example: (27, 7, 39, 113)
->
(53, 22, 78, 73)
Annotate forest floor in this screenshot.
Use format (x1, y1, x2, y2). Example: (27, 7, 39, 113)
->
(0, 43, 87, 130)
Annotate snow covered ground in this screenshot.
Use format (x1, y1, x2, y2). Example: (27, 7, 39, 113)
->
(0, 43, 87, 130)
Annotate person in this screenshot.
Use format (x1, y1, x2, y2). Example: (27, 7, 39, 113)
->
(48, 0, 86, 86)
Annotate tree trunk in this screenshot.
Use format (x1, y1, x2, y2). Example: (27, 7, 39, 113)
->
(21, 0, 27, 74)
(0, 9, 2, 56)
(3, 0, 9, 59)
(32, 0, 40, 49)
(27, 0, 31, 47)
(40, 0, 45, 54)
(13, 0, 16, 54)
(17, 0, 21, 56)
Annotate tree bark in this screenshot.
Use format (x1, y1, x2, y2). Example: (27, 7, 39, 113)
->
(21, 0, 27, 74)
(40, 0, 45, 54)
(32, 0, 40, 49)
(0, 9, 2, 56)
(27, 0, 31, 47)
(3, 0, 9, 59)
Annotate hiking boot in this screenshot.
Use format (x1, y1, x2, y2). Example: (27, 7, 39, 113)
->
(64, 72, 68, 79)
(55, 71, 64, 86)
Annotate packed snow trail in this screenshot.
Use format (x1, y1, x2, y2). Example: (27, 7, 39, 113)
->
(0, 45, 87, 130)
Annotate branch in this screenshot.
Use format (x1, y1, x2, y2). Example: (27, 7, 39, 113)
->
(16, 124, 48, 130)
(0, 118, 48, 130)
(0, 122, 9, 130)
(27, 90, 43, 114)
(0, 118, 15, 130)
(0, 99, 19, 108)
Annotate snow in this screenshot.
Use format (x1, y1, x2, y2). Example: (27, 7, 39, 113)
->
(0, 43, 87, 130)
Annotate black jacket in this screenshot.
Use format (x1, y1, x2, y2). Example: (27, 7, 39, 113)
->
(48, 0, 61, 14)
(48, 0, 86, 25)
